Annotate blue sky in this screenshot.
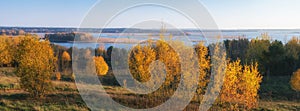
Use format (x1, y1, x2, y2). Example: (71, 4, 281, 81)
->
(1, 0, 300, 29)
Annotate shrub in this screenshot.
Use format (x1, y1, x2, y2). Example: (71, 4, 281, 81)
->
(94, 56, 109, 76)
(220, 60, 262, 110)
(290, 69, 300, 91)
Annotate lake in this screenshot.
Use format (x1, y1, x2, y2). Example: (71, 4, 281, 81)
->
(35, 30, 300, 49)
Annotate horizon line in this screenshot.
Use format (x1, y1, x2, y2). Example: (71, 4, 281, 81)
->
(1, 25, 300, 30)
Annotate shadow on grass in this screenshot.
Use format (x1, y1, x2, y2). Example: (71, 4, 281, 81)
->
(0, 92, 90, 111)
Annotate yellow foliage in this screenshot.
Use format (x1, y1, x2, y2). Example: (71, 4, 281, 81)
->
(129, 44, 156, 82)
(290, 69, 300, 91)
(220, 60, 262, 109)
(55, 72, 61, 81)
(155, 40, 181, 87)
(94, 56, 109, 76)
(62, 51, 71, 62)
(129, 39, 210, 96)
(61, 51, 71, 72)
(0, 37, 19, 66)
(16, 36, 57, 98)
(194, 42, 210, 95)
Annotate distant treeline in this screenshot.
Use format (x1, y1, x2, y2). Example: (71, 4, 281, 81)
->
(45, 32, 94, 42)
(0, 27, 129, 33)
(0, 29, 26, 36)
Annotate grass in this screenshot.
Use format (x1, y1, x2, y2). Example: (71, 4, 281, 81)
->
(0, 93, 89, 111)
(254, 100, 300, 111)
(0, 67, 299, 110)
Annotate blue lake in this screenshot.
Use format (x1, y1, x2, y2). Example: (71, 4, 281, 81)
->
(42, 30, 300, 49)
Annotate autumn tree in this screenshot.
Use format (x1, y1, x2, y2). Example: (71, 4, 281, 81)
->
(0, 37, 14, 66)
(194, 42, 210, 96)
(94, 56, 109, 76)
(220, 60, 262, 110)
(290, 69, 300, 91)
(16, 37, 57, 98)
(0, 36, 21, 67)
(61, 51, 71, 72)
(199, 42, 227, 111)
(129, 44, 156, 82)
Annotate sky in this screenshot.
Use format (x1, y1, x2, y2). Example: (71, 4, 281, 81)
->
(1, 0, 300, 29)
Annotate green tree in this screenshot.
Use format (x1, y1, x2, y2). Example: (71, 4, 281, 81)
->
(224, 39, 249, 63)
(285, 37, 300, 74)
(263, 40, 287, 76)
(16, 37, 57, 98)
(246, 39, 270, 75)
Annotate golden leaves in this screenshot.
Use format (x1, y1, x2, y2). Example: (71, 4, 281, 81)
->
(15, 36, 57, 97)
(220, 60, 262, 109)
(62, 51, 71, 62)
(94, 56, 109, 76)
(290, 69, 300, 91)
(129, 44, 156, 82)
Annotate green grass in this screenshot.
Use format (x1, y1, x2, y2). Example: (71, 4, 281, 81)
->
(0, 93, 89, 111)
(0, 67, 299, 110)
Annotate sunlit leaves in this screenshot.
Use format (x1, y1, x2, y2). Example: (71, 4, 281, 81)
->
(0, 36, 20, 66)
(15, 36, 57, 98)
(94, 56, 109, 76)
(220, 60, 262, 110)
(129, 44, 156, 82)
(290, 69, 300, 91)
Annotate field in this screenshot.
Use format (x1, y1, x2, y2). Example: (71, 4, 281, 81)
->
(0, 68, 299, 111)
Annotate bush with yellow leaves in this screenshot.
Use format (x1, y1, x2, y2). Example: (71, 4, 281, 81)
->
(0, 36, 20, 67)
(61, 51, 71, 72)
(94, 56, 109, 76)
(220, 60, 262, 110)
(290, 69, 300, 91)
